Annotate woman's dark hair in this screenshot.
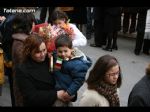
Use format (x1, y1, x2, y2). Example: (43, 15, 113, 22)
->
(55, 34, 72, 49)
(12, 13, 35, 34)
(146, 64, 150, 75)
(87, 54, 122, 89)
(21, 33, 46, 62)
(50, 9, 68, 24)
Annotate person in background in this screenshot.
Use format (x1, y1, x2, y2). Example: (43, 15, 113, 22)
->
(79, 54, 122, 107)
(0, 43, 4, 97)
(134, 7, 149, 55)
(40, 7, 55, 24)
(50, 9, 87, 47)
(56, 7, 75, 24)
(90, 7, 106, 48)
(0, 11, 17, 106)
(86, 7, 94, 40)
(128, 63, 150, 106)
(102, 7, 122, 51)
(142, 9, 150, 55)
(122, 7, 138, 34)
(73, 7, 87, 32)
(11, 13, 36, 106)
(53, 34, 92, 106)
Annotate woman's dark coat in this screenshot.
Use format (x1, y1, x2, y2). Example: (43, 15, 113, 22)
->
(15, 57, 57, 106)
(128, 75, 150, 106)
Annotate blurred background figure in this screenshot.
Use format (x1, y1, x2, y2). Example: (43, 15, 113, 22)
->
(134, 7, 149, 55)
(40, 7, 55, 24)
(142, 9, 150, 55)
(86, 7, 94, 40)
(128, 64, 150, 106)
(122, 7, 138, 34)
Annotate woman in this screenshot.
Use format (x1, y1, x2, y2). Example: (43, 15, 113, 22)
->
(79, 54, 122, 107)
(14, 34, 71, 106)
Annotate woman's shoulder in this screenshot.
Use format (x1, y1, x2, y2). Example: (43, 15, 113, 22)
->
(82, 89, 108, 101)
(69, 23, 76, 27)
(82, 89, 106, 99)
(68, 23, 78, 30)
(80, 89, 109, 106)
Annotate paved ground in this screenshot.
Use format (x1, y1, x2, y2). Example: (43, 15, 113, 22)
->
(0, 8, 150, 107)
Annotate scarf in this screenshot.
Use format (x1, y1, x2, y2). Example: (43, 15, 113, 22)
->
(96, 81, 120, 107)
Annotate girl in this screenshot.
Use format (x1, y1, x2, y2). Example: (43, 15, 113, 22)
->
(79, 54, 122, 107)
(50, 9, 87, 47)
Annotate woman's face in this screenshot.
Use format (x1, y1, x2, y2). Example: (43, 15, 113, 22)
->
(104, 65, 120, 85)
(31, 42, 47, 62)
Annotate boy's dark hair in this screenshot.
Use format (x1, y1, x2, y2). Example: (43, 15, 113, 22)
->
(55, 34, 72, 49)
(51, 9, 68, 24)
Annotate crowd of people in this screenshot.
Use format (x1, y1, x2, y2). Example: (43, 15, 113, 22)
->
(0, 7, 150, 107)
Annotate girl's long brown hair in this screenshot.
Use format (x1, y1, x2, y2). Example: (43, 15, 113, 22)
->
(87, 55, 122, 90)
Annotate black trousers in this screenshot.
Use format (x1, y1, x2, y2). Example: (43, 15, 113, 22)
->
(105, 31, 118, 48)
(123, 12, 137, 33)
(94, 20, 106, 46)
(134, 12, 147, 53)
(134, 31, 145, 53)
(40, 7, 55, 23)
(143, 39, 150, 53)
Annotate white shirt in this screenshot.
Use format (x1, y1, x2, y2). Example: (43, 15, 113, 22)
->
(79, 89, 110, 107)
(69, 23, 87, 47)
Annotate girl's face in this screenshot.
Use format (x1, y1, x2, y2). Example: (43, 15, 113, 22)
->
(104, 65, 120, 85)
(54, 19, 66, 27)
(31, 42, 47, 62)
(57, 46, 73, 60)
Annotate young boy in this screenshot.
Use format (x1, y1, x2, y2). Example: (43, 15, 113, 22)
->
(53, 34, 92, 106)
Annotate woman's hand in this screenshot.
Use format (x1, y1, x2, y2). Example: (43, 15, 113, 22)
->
(57, 90, 65, 101)
(47, 52, 52, 58)
(62, 92, 74, 102)
(57, 90, 74, 102)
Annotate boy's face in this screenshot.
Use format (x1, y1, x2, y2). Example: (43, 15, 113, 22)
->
(57, 46, 73, 60)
